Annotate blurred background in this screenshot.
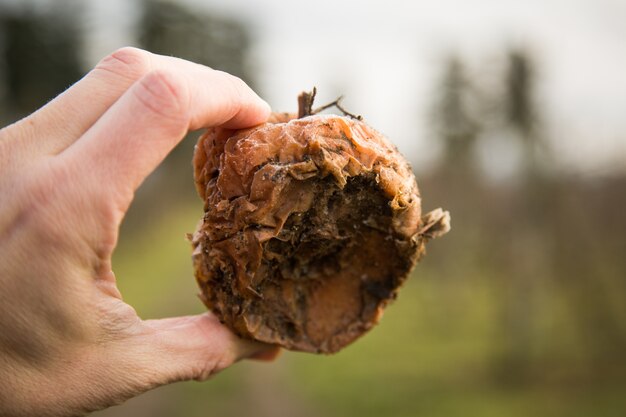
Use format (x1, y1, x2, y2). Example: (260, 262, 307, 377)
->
(1, 0, 625, 416)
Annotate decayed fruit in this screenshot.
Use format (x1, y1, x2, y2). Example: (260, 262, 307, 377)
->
(191, 90, 450, 354)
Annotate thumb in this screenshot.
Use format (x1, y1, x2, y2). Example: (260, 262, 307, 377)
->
(134, 313, 279, 383)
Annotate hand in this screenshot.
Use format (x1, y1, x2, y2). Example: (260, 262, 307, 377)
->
(0, 47, 278, 417)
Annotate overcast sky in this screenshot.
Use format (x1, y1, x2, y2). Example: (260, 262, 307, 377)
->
(10, 0, 626, 177)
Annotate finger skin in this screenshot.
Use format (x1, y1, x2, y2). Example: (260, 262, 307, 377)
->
(61, 64, 269, 215)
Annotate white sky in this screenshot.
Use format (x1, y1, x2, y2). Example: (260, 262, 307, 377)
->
(13, 0, 626, 177)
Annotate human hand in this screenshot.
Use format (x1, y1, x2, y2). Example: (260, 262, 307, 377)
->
(0, 47, 279, 417)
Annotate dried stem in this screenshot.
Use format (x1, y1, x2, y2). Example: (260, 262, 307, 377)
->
(297, 88, 362, 120)
(334, 99, 363, 121)
(298, 87, 317, 118)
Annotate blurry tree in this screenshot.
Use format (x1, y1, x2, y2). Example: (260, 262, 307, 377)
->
(425, 55, 484, 266)
(139, 0, 252, 80)
(504, 49, 549, 175)
(492, 49, 545, 384)
(426, 54, 485, 259)
(505, 50, 534, 138)
(431, 56, 481, 173)
(0, 2, 84, 123)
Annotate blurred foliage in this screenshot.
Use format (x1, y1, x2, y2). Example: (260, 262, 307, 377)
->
(431, 56, 481, 170)
(1, 1, 625, 416)
(505, 50, 535, 137)
(0, 2, 83, 120)
(139, 0, 252, 81)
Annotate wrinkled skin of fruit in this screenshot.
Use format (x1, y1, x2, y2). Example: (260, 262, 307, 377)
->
(192, 112, 450, 354)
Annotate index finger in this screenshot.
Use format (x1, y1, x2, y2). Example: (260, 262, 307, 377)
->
(6, 47, 266, 158)
(61, 64, 270, 214)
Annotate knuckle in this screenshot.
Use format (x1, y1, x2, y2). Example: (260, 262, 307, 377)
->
(193, 353, 235, 382)
(224, 73, 248, 100)
(96, 300, 140, 337)
(211, 352, 236, 374)
(133, 70, 190, 124)
(93, 46, 152, 82)
(212, 71, 247, 120)
(227, 73, 247, 90)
